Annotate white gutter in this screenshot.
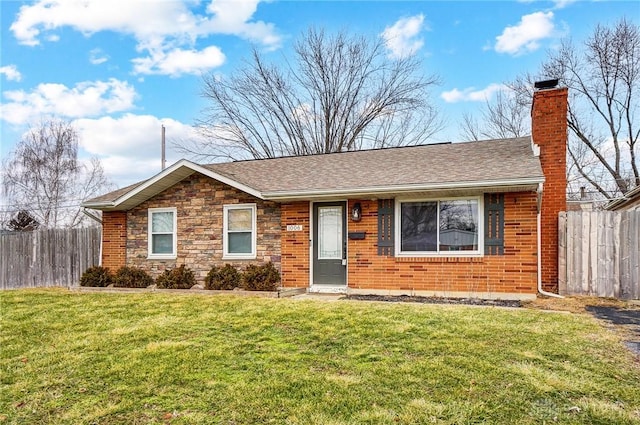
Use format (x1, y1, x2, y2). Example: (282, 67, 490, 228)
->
(81, 208, 103, 224)
(536, 183, 563, 298)
(263, 177, 545, 201)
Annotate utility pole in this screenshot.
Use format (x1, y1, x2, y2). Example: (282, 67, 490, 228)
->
(161, 124, 166, 170)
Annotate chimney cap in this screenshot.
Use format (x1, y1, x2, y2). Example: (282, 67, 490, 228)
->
(534, 79, 559, 90)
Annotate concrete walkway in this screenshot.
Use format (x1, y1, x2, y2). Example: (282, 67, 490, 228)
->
(291, 293, 344, 301)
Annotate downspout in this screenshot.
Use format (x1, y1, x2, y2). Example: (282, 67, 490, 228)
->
(536, 183, 564, 298)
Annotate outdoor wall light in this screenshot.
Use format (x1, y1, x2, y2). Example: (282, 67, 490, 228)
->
(350, 202, 362, 222)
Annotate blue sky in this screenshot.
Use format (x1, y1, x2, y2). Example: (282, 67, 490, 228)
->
(1, 0, 638, 189)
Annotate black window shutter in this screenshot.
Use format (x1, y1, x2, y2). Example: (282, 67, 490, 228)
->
(377, 199, 394, 256)
(484, 193, 504, 255)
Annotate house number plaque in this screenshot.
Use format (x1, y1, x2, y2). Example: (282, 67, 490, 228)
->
(286, 225, 303, 231)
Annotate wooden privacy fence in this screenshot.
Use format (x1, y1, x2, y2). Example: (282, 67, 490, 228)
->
(0, 227, 101, 289)
(559, 210, 639, 299)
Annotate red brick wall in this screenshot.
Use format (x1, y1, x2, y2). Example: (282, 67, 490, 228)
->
(346, 195, 538, 295)
(279, 194, 539, 295)
(101, 211, 127, 271)
(532, 87, 568, 293)
(280, 202, 310, 288)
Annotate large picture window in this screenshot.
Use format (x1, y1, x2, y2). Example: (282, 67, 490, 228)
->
(223, 204, 257, 259)
(148, 207, 177, 258)
(396, 198, 481, 256)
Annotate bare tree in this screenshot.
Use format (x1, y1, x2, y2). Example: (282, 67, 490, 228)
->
(460, 89, 531, 142)
(186, 28, 442, 161)
(544, 18, 639, 198)
(461, 19, 640, 199)
(2, 120, 113, 228)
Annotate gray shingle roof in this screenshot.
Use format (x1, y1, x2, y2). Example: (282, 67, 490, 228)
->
(206, 137, 542, 195)
(84, 136, 544, 208)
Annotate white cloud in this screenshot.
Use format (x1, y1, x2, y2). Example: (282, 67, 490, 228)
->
(73, 114, 204, 185)
(495, 11, 555, 55)
(132, 45, 226, 77)
(552, 0, 577, 9)
(440, 83, 506, 103)
(0, 78, 136, 125)
(10, 1, 198, 47)
(203, 0, 281, 49)
(381, 14, 426, 59)
(0, 65, 22, 82)
(9, 0, 280, 75)
(89, 48, 109, 65)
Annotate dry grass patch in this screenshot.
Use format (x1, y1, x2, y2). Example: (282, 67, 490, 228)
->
(523, 295, 640, 314)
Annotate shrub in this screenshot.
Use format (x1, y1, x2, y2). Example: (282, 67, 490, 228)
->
(155, 265, 196, 289)
(79, 266, 113, 287)
(113, 266, 154, 288)
(241, 262, 280, 291)
(205, 264, 241, 290)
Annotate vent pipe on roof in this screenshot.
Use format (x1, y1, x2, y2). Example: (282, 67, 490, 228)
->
(161, 124, 166, 170)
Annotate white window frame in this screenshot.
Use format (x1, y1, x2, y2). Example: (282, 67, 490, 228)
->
(223, 203, 257, 260)
(148, 207, 177, 259)
(395, 196, 484, 257)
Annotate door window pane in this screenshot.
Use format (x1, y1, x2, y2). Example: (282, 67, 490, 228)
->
(318, 206, 342, 259)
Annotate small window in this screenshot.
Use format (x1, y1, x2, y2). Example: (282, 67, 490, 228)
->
(396, 198, 482, 256)
(223, 204, 257, 259)
(148, 208, 177, 258)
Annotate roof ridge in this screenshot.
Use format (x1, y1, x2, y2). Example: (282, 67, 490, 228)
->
(204, 136, 531, 167)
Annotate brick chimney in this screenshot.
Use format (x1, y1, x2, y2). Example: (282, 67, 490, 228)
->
(531, 81, 568, 293)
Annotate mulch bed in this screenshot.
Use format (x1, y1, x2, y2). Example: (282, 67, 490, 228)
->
(345, 294, 522, 308)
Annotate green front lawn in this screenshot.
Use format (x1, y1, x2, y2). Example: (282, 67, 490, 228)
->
(1, 289, 638, 424)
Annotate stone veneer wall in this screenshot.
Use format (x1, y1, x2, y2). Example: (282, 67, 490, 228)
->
(281, 193, 539, 295)
(127, 173, 281, 282)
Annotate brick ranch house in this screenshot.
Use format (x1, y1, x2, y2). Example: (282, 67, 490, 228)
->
(83, 84, 568, 300)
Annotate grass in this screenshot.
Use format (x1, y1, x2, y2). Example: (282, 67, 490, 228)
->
(1, 289, 639, 424)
